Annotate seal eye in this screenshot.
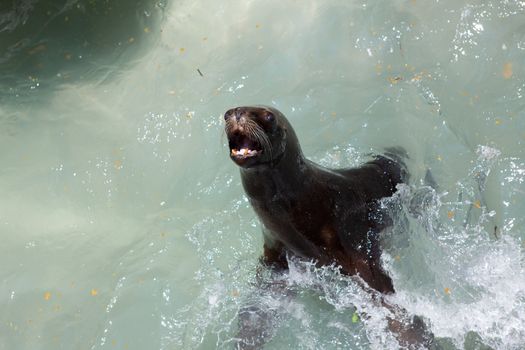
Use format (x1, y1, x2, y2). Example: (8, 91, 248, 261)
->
(264, 112, 274, 123)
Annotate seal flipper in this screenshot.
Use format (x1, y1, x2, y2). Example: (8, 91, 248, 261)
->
(382, 300, 436, 349)
(349, 242, 395, 294)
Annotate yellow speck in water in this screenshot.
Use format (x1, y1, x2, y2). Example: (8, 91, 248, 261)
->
(255, 24, 261, 29)
(64, 16, 69, 22)
(168, 90, 176, 96)
(437, 155, 442, 161)
(128, 37, 135, 43)
(444, 288, 451, 295)
(114, 159, 123, 170)
(331, 112, 337, 117)
(144, 27, 150, 33)
(44, 292, 51, 301)
(180, 47, 185, 53)
(447, 211, 454, 219)
(232, 290, 240, 297)
(202, 37, 208, 41)
(473, 200, 481, 209)
(503, 62, 513, 79)
(64, 53, 72, 60)
(394, 255, 401, 261)
(495, 119, 502, 125)
(411, 73, 423, 82)
(90, 289, 98, 296)
(388, 76, 403, 84)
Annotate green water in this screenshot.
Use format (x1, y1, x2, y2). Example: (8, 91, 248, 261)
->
(1, 0, 524, 349)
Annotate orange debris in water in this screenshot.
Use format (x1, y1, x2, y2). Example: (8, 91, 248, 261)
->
(503, 62, 513, 79)
(114, 159, 123, 170)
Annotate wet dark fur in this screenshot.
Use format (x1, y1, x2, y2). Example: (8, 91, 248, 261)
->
(225, 106, 406, 293)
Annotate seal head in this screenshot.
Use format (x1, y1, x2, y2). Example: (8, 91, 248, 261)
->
(224, 106, 290, 168)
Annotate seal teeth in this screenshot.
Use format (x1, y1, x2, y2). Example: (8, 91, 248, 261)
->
(231, 148, 259, 157)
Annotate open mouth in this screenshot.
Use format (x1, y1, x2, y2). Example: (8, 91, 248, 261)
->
(228, 133, 262, 161)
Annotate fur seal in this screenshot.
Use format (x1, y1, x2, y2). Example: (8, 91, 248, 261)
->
(225, 106, 432, 348)
(225, 105, 406, 293)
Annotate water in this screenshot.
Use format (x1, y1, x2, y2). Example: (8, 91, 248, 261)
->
(1, 0, 524, 349)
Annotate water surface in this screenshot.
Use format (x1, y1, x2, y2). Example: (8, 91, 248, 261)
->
(1, 0, 525, 349)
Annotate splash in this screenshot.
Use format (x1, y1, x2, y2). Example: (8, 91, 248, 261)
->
(170, 143, 524, 350)
(381, 145, 525, 349)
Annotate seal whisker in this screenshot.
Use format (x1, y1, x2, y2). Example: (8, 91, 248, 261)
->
(225, 119, 236, 135)
(245, 121, 271, 156)
(254, 127, 272, 159)
(244, 120, 265, 149)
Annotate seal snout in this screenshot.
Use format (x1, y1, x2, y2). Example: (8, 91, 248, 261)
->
(224, 107, 248, 122)
(224, 107, 266, 167)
